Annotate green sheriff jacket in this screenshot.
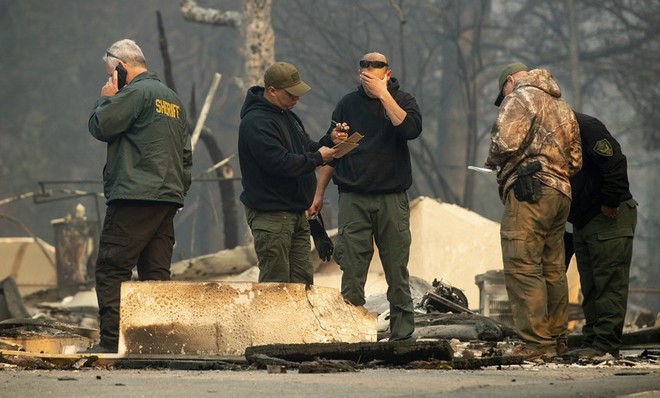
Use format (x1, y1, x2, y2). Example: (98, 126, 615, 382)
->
(88, 71, 191, 206)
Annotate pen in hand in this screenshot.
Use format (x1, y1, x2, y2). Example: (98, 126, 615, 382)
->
(330, 120, 349, 143)
(332, 120, 349, 132)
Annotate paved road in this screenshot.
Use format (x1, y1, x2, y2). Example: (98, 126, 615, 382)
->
(2, 364, 659, 397)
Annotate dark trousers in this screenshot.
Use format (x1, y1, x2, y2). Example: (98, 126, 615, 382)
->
(245, 207, 314, 284)
(572, 198, 637, 353)
(334, 191, 415, 341)
(95, 203, 178, 349)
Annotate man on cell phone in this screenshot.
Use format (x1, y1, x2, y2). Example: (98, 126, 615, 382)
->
(85, 39, 191, 353)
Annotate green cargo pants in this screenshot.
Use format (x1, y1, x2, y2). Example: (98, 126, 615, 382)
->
(334, 191, 415, 341)
(245, 207, 314, 284)
(500, 186, 570, 352)
(572, 198, 637, 353)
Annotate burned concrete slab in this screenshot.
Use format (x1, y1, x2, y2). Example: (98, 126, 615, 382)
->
(118, 282, 377, 356)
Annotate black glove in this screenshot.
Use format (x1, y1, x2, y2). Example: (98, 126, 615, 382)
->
(308, 213, 334, 262)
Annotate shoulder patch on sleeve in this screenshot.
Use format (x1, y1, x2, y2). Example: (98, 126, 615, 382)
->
(593, 139, 613, 157)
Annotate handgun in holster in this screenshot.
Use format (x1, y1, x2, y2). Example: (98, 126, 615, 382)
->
(512, 160, 542, 203)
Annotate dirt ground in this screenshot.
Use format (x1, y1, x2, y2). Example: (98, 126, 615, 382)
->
(2, 362, 659, 398)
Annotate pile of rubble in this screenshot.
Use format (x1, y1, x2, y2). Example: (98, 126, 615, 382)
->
(0, 197, 658, 371)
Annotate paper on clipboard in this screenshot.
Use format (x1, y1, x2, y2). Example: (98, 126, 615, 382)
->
(467, 165, 496, 174)
(333, 132, 364, 158)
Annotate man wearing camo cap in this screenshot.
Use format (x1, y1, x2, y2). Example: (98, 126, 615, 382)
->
(486, 62, 582, 360)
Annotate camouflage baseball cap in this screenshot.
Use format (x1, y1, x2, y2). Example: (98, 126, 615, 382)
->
(494, 62, 529, 106)
(264, 62, 311, 97)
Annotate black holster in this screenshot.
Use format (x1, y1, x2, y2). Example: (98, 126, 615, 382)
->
(512, 160, 542, 203)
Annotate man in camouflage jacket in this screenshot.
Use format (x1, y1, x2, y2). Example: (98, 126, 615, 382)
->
(486, 63, 582, 359)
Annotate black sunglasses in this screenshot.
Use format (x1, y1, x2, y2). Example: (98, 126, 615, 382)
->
(359, 60, 388, 69)
(106, 50, 125, 62)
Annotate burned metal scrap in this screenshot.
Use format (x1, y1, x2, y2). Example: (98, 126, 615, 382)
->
(417, 279, 473, 314)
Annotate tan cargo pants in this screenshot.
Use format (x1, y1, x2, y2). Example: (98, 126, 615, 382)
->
(500, 185, 570, 351)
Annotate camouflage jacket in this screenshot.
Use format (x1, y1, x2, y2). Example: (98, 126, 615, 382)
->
(486, 69, 582, 203)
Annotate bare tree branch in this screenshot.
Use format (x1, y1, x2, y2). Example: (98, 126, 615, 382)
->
(157, 10, 178, 94)
(180, 0, 242, 28)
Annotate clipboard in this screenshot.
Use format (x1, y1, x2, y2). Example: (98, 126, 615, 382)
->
(333, 132, 364, 158)
(467, 166, 495, 174)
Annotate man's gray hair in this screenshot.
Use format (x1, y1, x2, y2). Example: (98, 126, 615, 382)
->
(103, 39, 147, 67)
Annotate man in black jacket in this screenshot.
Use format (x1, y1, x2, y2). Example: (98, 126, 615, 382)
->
(564, 112, 638, 360)
(311, 52, 423, 340)
(238, 62, 338, 284)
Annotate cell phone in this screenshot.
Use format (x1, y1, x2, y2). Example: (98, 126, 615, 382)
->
(115, 65, 127, 90)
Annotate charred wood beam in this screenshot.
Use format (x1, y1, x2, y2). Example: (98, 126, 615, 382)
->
(298, 359, 359, 373)
(199, 128, 239, 249)
(156, 11, 177, 94)
(451, 355, 524, 370)
(248, 353, 300, 369)
(114, 358, 238, 371)
(245, 340, 453, 365)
